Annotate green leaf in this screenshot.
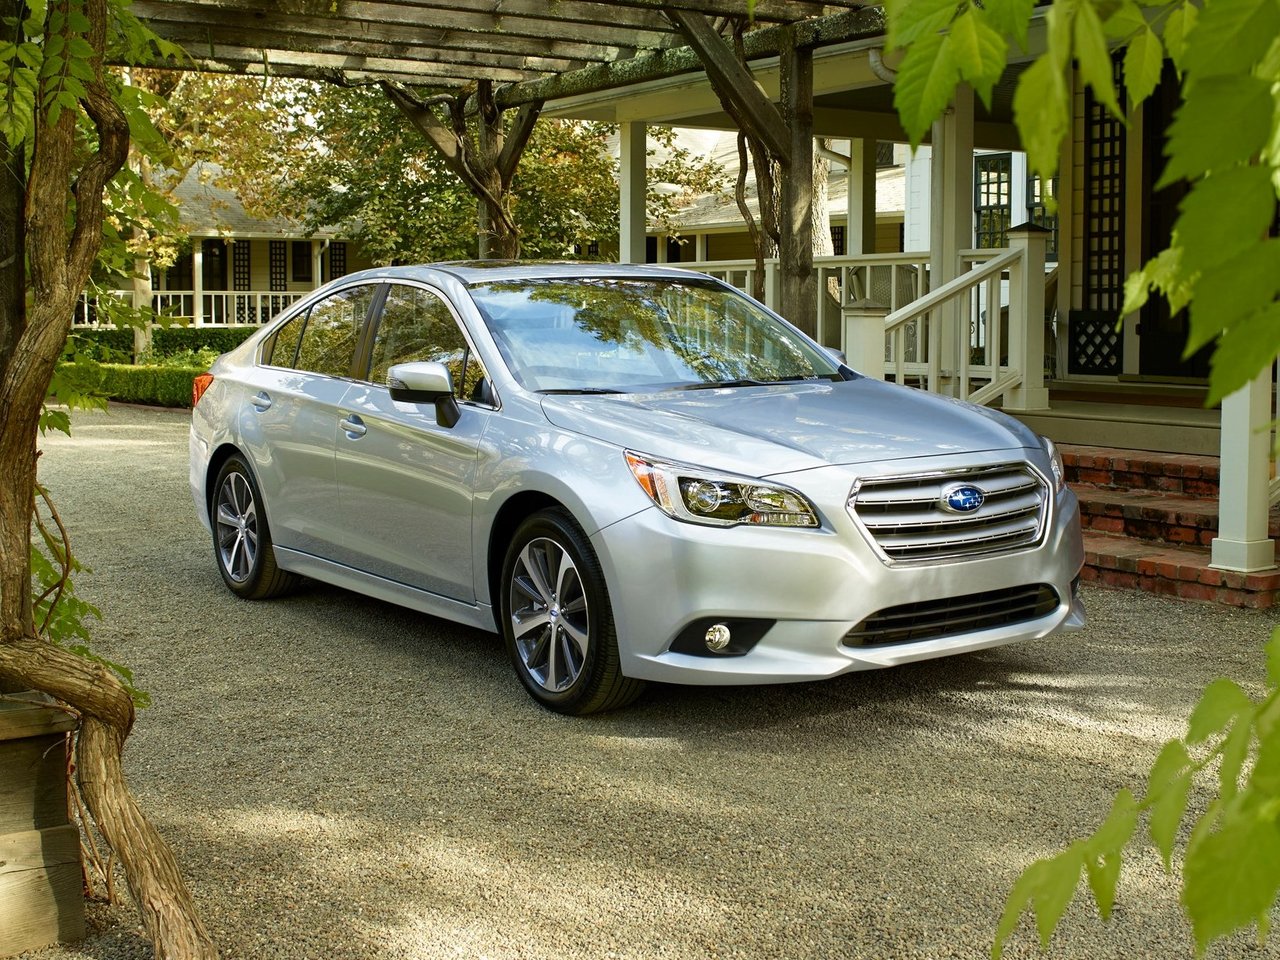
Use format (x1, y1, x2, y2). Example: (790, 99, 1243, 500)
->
(950, 10, 1008, 107)
(1207, 302, 1280, 405)
(1217, 716, 1255, 800)
(885, 0, 961, 51)
(1083, 789, 1139, 919)
(1162, 2, 1198, 73)
(1123, 26, 1163, 107)
(982, 0, 1036, 49)
(1184, 813, 1280, 950)
(1148, 739, 1194, 869)
(1104, 1, 1147, 41)
(1187, 678, 1253, 744)
(1268, 628, 1280, 688)
(893, 25, 960, 147)
(992, 844, 1086, 958)
(1175, 165, 1277, 274)
(1012, 55, 1070, 180)
(1075, 0, 1121, 118)
(1182, 0, 1280, 79)
(1160, 75, 1274, 186)
(1184, 240, 1280, 354)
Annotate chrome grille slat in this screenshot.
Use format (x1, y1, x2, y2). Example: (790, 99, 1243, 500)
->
(848, 462, 1049, 563)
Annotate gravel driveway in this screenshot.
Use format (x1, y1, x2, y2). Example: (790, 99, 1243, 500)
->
(24, 403, 1280, 960)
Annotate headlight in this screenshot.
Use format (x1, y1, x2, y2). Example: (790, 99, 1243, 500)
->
(624, 451, 819, 528)
(1040, 435, 1065, 492)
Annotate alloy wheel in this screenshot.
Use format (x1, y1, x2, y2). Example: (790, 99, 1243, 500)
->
(215, 471, 258, 583)
(509, 537, 590, 692)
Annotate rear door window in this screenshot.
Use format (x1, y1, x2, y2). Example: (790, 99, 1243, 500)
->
(289, 284, 377, 378)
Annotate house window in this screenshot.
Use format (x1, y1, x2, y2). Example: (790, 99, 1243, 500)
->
(974, 153, 1012, 249)
(875, 141, 896, 168)
(830, 225, 846, 256)
(1027, 174, 1060, 263)
(291, 240, 313, 283)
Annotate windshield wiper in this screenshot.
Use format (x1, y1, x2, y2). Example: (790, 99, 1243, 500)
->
(536, 387, 627, 395)
(672, 378, 772, 391)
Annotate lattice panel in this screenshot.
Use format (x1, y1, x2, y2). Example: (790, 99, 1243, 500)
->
(329, 241, 347, 279)
(1083, 59, 1126, 313)
(1067, 309, 1123, 375)
(269, 240, 287, 292)
(232, 242, 252, 322)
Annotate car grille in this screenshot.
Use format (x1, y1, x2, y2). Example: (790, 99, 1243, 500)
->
(843, 584, 1061, 647)
(848, 462, 1048, 563)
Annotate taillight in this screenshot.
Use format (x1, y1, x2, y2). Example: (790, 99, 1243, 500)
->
(192, 373, 214, 408)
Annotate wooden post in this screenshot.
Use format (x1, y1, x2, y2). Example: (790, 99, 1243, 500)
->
(0, 696, 84, 957)
(928, 86, 974, 395)
(842, 298, 888, 380)
(779, 28, 816, 336)
(847, 137, 877, 256)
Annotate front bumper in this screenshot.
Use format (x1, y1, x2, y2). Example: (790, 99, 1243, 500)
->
(591, 471, 1085, 685)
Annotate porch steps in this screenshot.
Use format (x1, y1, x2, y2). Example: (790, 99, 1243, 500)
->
(1062, 444, 1280, 609)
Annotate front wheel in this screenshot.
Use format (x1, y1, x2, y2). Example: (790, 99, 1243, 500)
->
(211, 456, 299, 600)
(501, 509, 645, 715)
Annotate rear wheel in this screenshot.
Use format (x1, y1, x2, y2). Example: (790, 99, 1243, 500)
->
(212, 456, 298, 600)
(501, 509, 645, 715)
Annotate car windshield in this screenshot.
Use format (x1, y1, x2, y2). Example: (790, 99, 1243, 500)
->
(468, 276, 843, 393)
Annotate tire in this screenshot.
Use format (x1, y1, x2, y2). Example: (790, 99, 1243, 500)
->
(500, 509, 645, 715)
(211, 456, 299, 600)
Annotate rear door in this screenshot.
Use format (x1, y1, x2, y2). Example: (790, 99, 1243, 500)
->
(238, 282, 381, 558)
(333, 281, 496, 601)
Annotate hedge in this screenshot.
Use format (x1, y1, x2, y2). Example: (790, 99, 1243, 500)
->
(62, 362, 205, 408)
(66, 327, 135, 363)
(149, 325, 258, 358)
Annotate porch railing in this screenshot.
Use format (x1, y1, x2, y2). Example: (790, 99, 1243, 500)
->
(73, 289, 304, 327)
(684, 227, 1049, 412)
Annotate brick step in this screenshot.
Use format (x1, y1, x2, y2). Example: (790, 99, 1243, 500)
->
(1082, 531, 1280, 608)
(1060, 443, 1221, 496)
(1072, 486, 1280, 544)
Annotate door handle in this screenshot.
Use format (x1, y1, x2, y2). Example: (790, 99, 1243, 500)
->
(251, 391, 272, 412)
(340, 414, 367, 438)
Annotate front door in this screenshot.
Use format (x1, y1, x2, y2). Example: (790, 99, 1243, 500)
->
(334, 282, 494, 601)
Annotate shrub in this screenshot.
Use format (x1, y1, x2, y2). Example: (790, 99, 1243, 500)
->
(149, 325, 258, 358)
(135, 346, 222, 369)
(80, 363, 205, 408)
(66, 327, 135, 363)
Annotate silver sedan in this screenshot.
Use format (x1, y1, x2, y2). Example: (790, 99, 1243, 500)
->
(190, 262, 1085, 714)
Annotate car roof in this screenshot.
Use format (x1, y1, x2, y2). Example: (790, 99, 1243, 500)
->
(333, 261, 714, 289)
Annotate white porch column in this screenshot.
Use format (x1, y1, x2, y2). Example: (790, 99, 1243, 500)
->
(312, 240, 323, 287)
(1211, 370, 1277, 572)
(694, 233, 708, 262)
(928, 86, 974, 395)
(847, 137, 877, 255)
(1003, 224, 1050, 411)
(192, 239, 204, 326)
(619, 121, 647, 264)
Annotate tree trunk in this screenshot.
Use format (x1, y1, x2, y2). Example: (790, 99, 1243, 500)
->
(0, 1, 219, 955)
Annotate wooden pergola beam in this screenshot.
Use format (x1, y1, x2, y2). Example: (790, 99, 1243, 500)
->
(182, 45, 544, 83)
(151, 23, 580, 76)
(667, 8, 790, 163)
(497, 8, 884, 107)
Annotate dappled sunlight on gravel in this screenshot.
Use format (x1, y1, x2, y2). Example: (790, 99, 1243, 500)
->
(26, 405, 1280, 960)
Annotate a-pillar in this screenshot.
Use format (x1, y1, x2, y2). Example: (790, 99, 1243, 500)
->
(1211, 371, 1277, 572)
(846, 138, 877, 255)
(928, 85, 974, 395)
(619, 122, 647, 264)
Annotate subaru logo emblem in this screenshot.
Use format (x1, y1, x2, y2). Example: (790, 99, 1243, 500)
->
(941, 484, 985, 514)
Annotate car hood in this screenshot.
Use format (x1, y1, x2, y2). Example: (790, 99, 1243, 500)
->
(540, 378, 1038, 477)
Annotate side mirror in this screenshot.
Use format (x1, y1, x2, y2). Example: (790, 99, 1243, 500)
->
(387, 361, 460, 428)
(827, 347, 848, 365)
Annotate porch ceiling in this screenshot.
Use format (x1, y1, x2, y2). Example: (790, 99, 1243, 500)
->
(135, 1, 880, 89)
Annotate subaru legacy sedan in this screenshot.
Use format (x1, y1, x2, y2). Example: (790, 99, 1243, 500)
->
(190, 262, 1085, 714)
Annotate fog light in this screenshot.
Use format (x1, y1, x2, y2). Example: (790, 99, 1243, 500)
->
(705, 623, 731, 651)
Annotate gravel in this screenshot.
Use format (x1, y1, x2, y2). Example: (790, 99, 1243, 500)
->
(19, 403, 1280, 960)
